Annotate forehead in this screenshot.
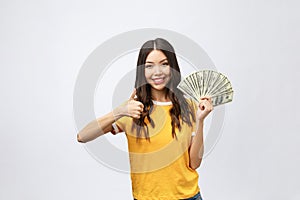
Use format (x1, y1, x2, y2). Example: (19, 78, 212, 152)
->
(145, 50, 167, 62)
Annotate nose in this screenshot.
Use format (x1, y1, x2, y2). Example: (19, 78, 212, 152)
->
(153, 65, 163, 75)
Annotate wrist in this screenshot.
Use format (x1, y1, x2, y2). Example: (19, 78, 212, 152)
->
(113, 106, 125, 120)
(197, 119, 204, 126)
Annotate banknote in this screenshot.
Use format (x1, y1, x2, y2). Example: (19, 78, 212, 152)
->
(177, 70, 233, 106)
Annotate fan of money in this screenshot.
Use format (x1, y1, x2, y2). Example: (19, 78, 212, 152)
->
(177, 70, 233, 106)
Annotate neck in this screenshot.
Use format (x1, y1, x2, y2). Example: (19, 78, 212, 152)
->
(151, 88, 170, 102)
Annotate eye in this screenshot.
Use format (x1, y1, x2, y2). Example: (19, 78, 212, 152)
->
(162, 62, 169, 66)
(145, 65, 153, 69)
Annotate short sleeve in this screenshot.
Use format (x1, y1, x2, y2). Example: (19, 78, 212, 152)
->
(186, 98, 198, 135)
(111, 116, 132, 135)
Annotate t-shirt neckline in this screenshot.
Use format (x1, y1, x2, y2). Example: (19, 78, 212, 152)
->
(152, 100, 172, 106)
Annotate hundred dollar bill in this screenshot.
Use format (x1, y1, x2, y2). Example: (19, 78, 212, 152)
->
(208, 74, 228, 95)
(210, 80, 232, 96)
(211, 91, 234, 106)
(206, 71, 219, 95)
(203, 70, 212, 95)
(177, 85, 199, 103)
(178, 70, 233, 107)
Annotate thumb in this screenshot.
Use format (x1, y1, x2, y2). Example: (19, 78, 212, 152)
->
(129, 88, 136, 100)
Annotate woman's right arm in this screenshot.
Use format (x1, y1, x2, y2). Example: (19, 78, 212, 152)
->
(77, 89, 143, 143)
(76, 107, 123, 143)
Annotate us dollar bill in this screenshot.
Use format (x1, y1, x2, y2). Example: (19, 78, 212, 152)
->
(211, 91, 233, 106)
(178, 70, 233, 106)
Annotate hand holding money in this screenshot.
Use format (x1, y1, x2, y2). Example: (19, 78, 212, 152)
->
(197, 96, 213, 122)
(177, 70, 234, 107)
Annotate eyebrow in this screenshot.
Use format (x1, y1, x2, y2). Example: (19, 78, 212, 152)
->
(145, 58, 168, 64)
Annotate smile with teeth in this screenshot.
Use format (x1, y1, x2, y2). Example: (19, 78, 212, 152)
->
(152, 77, 165, 85)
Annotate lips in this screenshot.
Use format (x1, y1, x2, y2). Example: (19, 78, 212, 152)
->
(152, 77, 165, 85)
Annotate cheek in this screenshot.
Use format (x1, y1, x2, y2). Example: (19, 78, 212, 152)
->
(144, 69, 151, 79)
(164, 67, 171, 77)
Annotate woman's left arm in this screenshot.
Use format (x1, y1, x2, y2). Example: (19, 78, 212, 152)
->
(189, 97, 213, 170)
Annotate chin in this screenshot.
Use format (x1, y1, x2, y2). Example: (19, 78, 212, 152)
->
(151, 85, 167, 91)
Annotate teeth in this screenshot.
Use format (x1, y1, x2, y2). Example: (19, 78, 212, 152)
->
(153, 78, 164, 84)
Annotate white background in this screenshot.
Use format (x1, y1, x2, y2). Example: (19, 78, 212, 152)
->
(1, 0, 300, 199)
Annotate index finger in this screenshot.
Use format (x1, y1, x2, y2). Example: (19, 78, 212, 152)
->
(137, 101, 144, 109)
(200, 96, 211, 101)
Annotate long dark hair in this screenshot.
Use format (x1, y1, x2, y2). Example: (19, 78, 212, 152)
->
(132, 38, 195, 141)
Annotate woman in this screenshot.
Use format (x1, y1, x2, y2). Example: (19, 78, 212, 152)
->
(77, 38, 213, 200)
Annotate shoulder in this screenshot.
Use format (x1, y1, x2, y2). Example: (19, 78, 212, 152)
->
(185, 98, 198, 110)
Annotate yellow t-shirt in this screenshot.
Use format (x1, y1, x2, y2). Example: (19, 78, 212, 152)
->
(115, 101, 200, 200)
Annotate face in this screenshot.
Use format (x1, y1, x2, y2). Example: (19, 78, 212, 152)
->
(144, 50, 171, 91)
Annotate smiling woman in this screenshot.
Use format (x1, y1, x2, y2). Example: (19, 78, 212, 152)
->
(77, 38, 212, 200)
(144, 50, 171, 94)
